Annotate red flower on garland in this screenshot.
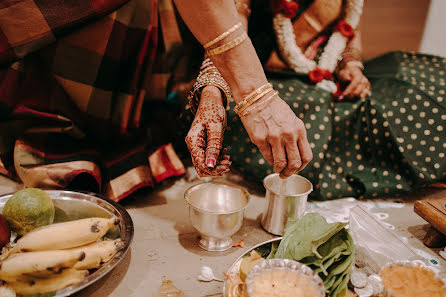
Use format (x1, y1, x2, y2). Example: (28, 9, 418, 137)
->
(334, 20, 355, 38)
(271, 0, 299, 18)
(309, 68, 332, 83)
(332, 83, 343, 101)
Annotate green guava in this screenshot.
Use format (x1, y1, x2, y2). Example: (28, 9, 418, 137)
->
(3, 188, 55, 235)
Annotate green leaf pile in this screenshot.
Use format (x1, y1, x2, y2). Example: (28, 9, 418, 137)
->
(274, 213, 354, 297)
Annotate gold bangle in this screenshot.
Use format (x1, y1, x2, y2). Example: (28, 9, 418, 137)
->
(236, 88, 273, 115)
(203, 22, 242, 49)
(345, 60, 364, 70)
(239, 91, 278, 118)
(234, 83, 272, 113)
(206, 31, 248, 57)
(235, 0, 251, 16)
(303, 13, 323, 32)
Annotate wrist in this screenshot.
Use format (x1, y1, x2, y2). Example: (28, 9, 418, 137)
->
(200, 86, 224, 105)
(344, 60, 364, 71)
(209, 37, 269, 104)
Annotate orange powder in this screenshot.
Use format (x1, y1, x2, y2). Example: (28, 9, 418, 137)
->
(380, 265, 446, 297)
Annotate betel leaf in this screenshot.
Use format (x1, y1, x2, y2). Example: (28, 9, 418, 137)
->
(266, 241, 279, 259)
(303, 229, 350, 275)
(273, 213, 354, 297)
(274, 213, 347, 261)
(330, 272, 350, 297)
(323, 272, 337, 289)
(326, 253, 354, 279)
(253, 242, 274, 259)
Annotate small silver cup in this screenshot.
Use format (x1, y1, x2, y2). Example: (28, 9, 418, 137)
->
(184, 182, 250, 252)
(261, 174, 313, 235)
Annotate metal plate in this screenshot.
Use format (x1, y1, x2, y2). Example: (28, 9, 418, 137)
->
(222, 237, 282, 295)
(0, 190, 134, 297)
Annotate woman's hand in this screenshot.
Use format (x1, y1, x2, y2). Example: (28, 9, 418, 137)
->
(337, 64, 371, 100)
(185, 86, 231, 177)
(241, 94, 313, 178)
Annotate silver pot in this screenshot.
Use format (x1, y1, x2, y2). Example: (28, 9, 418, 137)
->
(261, 174, 313, 235)
(184, 182, 250, 252)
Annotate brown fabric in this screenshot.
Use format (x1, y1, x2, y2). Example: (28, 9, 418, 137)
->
(0, 0, 187, 201)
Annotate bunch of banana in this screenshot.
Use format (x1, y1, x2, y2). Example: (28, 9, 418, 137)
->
(0, 217, 124, 295)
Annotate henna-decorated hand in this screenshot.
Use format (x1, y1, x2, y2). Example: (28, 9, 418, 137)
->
(337, 64, 371, 100)
(185, 86, 231, 177)
(240, 94, 313, 178)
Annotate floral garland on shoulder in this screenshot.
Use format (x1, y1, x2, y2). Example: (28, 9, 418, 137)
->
(272, 0, 364, 96)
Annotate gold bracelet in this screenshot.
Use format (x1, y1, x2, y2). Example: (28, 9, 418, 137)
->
(239, 91, 278, 118)
(234, 83, 272, 113)
(303, 13, 323, 32)
(236, 88, 273, 115)
(234, 0, 251, 16)
(203, 22, 242, 50)
(206, 31, 248, 57)
(345, 60, 364, 70)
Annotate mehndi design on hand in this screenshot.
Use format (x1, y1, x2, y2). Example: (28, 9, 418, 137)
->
(186, 86, 231, 177)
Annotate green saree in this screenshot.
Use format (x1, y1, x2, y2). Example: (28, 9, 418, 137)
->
(222, 51, 446, 200)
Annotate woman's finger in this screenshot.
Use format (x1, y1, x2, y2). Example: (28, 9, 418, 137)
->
(216, 164, 230, 172)
(280, 140, 302, 178)
(259, 142, 274, 165)
(219, 159, 231, 166)
(269, 134, 287, 174)
(342, 75, 361, 97)
(360, 85, 371, 98)
(338, 69, 352, 82)
(297, 135, 313, 172)
(351, 78, 368, 98)
(205, 122, 223, 168)
(252, 135, 274, 165)
(187, 129, 216, 177)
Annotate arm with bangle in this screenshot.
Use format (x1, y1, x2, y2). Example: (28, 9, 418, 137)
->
(337, 31, 371, 99)
(175, 0, 312, 178)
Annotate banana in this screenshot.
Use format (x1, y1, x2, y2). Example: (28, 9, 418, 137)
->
(11, 217, 119, 253)
(7, 269, 88, 295)
(0, 249, 85, 282)
(68, 239, 124, 270)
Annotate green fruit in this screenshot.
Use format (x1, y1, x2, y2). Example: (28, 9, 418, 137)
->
(3, 188, 55, 235)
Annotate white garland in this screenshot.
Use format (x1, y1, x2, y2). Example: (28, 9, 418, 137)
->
(273, 0, 364, 92)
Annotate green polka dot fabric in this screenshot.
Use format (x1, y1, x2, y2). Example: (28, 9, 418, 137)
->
(223, 51, 446, 200)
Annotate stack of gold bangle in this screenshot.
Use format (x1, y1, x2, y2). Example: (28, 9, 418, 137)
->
(203, 22, 247, 57)
(187, 58, 232, 115)
(203, 22, 242, 49)
(234, 83, 273, 115)
(239, 91, 278, 118)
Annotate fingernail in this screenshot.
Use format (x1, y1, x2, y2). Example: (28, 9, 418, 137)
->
(206, 158, 216, 168)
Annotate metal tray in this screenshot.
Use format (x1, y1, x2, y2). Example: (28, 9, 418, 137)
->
(223, 237, 282, 295)
(0, 190, 134, 297)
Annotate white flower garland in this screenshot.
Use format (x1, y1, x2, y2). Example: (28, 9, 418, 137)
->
(273, 0, 364, 92)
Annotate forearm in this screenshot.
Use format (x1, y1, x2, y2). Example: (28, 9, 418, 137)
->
(339, 31, 363, 70)
(173, 0, 267, 104)
(343, 31, 362, 59)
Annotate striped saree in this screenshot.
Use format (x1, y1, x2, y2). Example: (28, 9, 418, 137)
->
(0, 0, 186, 201)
